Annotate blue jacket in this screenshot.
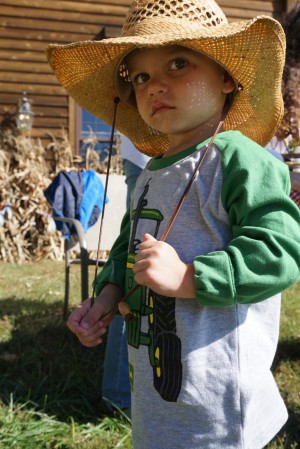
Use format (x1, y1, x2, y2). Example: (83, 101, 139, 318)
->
(44, 170, 107, 237)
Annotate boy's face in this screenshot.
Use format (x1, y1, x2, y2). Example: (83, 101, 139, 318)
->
(126, 46, 235, 152)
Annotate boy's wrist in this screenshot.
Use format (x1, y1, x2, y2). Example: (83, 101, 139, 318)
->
(177, 263, 196, 299)
(95, 283, 124, 307)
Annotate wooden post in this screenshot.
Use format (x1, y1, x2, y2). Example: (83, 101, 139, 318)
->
(69, 96, 77, 154)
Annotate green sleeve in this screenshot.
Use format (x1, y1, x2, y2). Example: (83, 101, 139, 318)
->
(94, 207, 130, 295)
(193, 133, 300, 306)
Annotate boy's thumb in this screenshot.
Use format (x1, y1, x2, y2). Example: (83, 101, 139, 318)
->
(143, 233, 157, 242)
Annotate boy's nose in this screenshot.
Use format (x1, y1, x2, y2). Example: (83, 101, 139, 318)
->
(148, 77, 168, 96)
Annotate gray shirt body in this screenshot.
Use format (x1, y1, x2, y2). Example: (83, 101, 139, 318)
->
(125, 133, 288, 449)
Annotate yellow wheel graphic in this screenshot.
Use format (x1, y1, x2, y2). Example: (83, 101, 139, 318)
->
(155, 347, 161, 377)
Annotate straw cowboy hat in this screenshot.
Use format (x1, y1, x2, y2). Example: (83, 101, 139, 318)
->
(46, 0, 286, 156)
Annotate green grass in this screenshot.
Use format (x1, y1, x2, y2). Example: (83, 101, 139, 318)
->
(0, 260, 299, 448)
(0, 261, 131, 449)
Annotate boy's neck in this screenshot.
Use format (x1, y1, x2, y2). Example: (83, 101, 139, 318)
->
(163, 124, 225, 158)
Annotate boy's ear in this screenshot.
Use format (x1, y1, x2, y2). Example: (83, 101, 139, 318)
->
(222, 71, 235, 94)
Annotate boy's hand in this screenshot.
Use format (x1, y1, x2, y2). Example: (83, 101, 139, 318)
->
(133, 234, 196, 298)
(67, 284, 123, 347)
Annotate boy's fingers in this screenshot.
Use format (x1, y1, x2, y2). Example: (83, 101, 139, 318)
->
(66, 298, 94, 334)
(80, 297, 110, 329)
(67, 312, 87, 335)
(78, 325, 107, 345)
(78, 336, 104, 347)
(67, 298, 108, 340)
(143, 233, 156, 242)
(138, 233, 157, 251)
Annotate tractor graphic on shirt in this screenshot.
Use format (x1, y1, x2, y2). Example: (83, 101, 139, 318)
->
(126, 180, 182, 402)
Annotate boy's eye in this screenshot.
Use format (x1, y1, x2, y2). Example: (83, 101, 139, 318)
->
(170, 58, 188, 71)
(134, 72, 150, 85)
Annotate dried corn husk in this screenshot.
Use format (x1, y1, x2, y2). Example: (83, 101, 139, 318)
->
(0, 130, 69, 263)
(0, 126, 122, 263)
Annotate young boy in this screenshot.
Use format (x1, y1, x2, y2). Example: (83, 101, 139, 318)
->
(47, 1, 300, 448)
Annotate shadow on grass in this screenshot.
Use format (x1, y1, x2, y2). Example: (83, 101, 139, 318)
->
(0, 297, 106, 423)
(269, 408, 300, 448)
(1, 294, 299, 446)
(270, 338, 300, 447)
(273, 338, 300, 365)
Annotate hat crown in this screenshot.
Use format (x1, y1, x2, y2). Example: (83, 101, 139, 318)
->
(121, 0, 228, 36)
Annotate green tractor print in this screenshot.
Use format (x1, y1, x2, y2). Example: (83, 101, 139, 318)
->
(126, 180, 182, 402)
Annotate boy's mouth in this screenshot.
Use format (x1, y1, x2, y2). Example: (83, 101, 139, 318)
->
(151, 103, 175, 116)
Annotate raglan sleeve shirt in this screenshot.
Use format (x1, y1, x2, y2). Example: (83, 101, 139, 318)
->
(96, 132, 300, 308)
(193, 132, 300, 307)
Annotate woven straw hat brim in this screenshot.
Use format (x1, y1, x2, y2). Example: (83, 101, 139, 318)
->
(47, 16, 285, 156)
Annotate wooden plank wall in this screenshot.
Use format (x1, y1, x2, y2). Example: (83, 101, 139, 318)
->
(0, 0, 292, 148)
(0, 0, 129, 145)
(220, 0, 285, 20)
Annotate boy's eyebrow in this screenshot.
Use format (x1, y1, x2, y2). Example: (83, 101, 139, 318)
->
(126, 46, 190, 72)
